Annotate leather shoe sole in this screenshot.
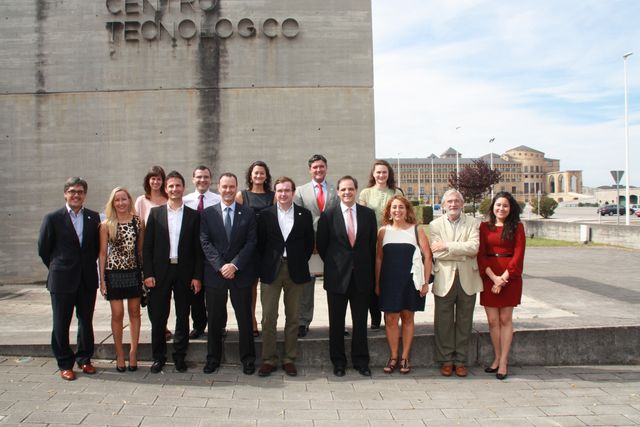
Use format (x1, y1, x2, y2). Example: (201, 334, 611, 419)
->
(78, 363, 96, 374)
(258, 363, 277, 377)
(333, 366, 346, 377)
(356, 366, 371, 377)
(174, 360, 187, 373)
(189, 329, 204, 339)
(150, 360, 165, 373)
(60, 369, 76, 381)
(440, 364, 453, 377)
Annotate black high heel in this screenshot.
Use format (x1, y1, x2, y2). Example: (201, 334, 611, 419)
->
(116, 365, 126, 373)
(127, 365, 138, 372)
(496, 372, 508, 380)
(484, 366, 498, 373)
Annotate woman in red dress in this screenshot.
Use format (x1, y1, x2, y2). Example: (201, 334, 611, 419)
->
(478, 191, 525, 380)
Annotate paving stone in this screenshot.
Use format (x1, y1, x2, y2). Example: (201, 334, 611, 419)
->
(119, 403, 176, 416)
(441, 408, 497, 419)
(23, 411, 87, 424)
(229, 407, 284, 420)
(5, 400, 68, 413)
(526, 416, 586, 426)
(81, 413, 143, 426)
(390, 408, 446, 420)
(477, 418, 536, 427)
(155, 395, 208, 408)
(205, 398, 258, 409)
(337, 409, 393, 420)
(315, 421, 369, 427)
(139, 416, 200, 426)
(258, 399, 310, 410)
(492, 406, 546, 418)
(64, 402, 123, 415)
(539, 405, 595, 416)
(310, 400, 363, 410)
(589, 404, 640, 416)
(283, 409, 339, 420)
(101, 393, 157, 405)
(256, 421, 311, 427)
(331, 391, 383, 401)
(420, 419, 480, 426)
(361, 398, 413, 409)
(174, 407, 230, 418)
(576, 414, 637, 425)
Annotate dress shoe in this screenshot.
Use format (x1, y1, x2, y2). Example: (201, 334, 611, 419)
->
(116, 365, 126, 373)
(282, 363, 298, 377)
(440, 364, 454, 377)
(203, 361, 219, 374)
(60, 369, 76, 381)
(174, 358, 187, 373)
(78, 362, 96, 374)
(370, 323, 380, 330)
(298, 325, 309, 338)
(150, 360, 165, 373)
(258, 363, 277, 377)
(484, 366, 499, 373)
(243, 362, 255, 375)
(356, 366, 371, 377)
(496, 372, 508, 380)
(189, 329, 204, 339)
(455, 364, 468, 377)
(333, 366, 346, 377)
(343, 330, 350, 337)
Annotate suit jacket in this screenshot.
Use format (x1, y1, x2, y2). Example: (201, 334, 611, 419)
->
(429, 214, 482, 297)
(143, 205, 204, 285)
(200, 202, 257, 289)
(316, 203, 377, 294)
(38, 207, 101, 293)
(257, 204, 314, 284)
(293, 180, 339, 231)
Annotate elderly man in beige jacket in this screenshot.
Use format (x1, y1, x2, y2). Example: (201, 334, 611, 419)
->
(429, 189, 482, 377)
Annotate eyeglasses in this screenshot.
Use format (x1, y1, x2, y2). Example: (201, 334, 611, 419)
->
(66, 189, 86, 195)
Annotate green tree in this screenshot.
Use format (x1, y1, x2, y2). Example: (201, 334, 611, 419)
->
(448, 159, 501, 215)
(531, 196, 558, 219)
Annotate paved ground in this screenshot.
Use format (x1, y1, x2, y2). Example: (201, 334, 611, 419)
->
(1, 357, 639, 426)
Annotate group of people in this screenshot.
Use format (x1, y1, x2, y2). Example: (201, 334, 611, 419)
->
(37, 154, 525, 382)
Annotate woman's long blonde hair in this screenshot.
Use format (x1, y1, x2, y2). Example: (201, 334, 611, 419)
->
(104, 187, 137, 241)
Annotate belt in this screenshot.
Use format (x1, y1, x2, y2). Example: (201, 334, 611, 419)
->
(486, 253, 513, 257)
(169, 257, 179, 264)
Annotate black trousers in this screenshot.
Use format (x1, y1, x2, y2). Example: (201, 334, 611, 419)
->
(369, 288, 382, 326)
(205, 285, 255, 365)
(326, 273, 370, 369)
(148, 265, 191, 362)
(50, 285, 97, 370)
(190, 288, 207, 331)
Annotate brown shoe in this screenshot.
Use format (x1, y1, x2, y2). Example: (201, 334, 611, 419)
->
(455, 364, 468, 377)
(60, 369, 76, 381)
(257, 363, 277, 377)
(282, 363, 298, 377)
(440, 364, 453, 377)
(78, 363, 97, 374)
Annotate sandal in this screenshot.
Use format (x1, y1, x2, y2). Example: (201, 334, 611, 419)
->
(399, 359, 411, 374)
(383, 358, 397, 374)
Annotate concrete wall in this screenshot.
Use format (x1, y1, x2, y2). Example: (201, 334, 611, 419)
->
(0, 0, 375, 282)
(523, 220, 640, 250)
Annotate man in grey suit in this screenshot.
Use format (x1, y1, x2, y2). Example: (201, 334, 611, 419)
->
(292, 154, 339, 337)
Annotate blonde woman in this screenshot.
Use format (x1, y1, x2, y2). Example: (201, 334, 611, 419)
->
(99, 187, 144, 372)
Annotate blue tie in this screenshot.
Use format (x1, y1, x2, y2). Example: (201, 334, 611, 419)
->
(224, 207, 232, 240)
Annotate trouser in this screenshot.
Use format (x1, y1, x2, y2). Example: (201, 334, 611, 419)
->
(50, 286, 97, 370)
(205, 285, 255, 365)
(434, 272, 477, 364)
(148, 265, 190, 362)
(298, 276, 315, 327)
(260, 260, 305, 365)
(190, 287, 207, 331)
(326, 272, 370, 369)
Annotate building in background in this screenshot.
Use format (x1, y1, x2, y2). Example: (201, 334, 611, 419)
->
(386, 145, 583, 204)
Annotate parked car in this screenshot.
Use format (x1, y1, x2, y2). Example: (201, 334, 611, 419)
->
(597, 205, 636, 216)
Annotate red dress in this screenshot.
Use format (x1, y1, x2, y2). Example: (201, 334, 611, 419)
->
(478, 222, 526, 307)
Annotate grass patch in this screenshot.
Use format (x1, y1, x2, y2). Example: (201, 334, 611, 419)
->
(525, 237, 586, 247)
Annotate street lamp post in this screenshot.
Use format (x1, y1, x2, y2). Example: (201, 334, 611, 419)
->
(397, 153, 401, 190)
(431, 155, 435, 206)
(489, 137, 495, 199)
(623, 52, 633, 225)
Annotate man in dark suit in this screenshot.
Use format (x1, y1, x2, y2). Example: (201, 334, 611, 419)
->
(38, 177, 101, 381)
(256, 177, 314, 377)
(316, 176, 377, 377)
(200, 173, 257, 375)
(143, 170, 203, 373)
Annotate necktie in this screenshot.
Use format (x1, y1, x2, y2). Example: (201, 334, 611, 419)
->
(316, 184, 325, 212)
(224, 207, 232, 240)
(347, 207, 356, 247)
(197, 194, 204, 212)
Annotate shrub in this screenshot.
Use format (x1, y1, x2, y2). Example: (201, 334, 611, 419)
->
(531, 196, 558, 219)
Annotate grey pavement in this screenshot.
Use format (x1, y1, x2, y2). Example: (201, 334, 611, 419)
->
(0, 357, 639, 426)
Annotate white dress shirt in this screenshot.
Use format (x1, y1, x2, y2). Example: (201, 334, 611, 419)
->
(340, 202, 358, 236)
(167, 203, 184, 259)
(277, 203, 294, 257)
(184, 190, 221, 210)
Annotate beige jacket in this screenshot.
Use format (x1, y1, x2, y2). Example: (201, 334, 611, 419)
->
(429, 214, 482, 297)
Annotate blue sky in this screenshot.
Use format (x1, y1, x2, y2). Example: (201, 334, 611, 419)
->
(372, 0, 640, 187)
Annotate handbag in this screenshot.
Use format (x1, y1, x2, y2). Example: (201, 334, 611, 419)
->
(414, 225, 435, 284)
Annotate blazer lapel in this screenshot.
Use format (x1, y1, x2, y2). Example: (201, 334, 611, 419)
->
(286, 205, 303, 242)
(214, 204, 230, 246)
(335, 205, 349, 245)
(230, 207, 243, 242)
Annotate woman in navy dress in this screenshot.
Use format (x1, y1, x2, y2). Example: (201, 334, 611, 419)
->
(478, 191, 525, 380)
(236, 161, 275, 336)
(375, 196, 432, 374)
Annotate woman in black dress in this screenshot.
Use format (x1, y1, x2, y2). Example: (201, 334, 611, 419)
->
(236, 161, 275, 336)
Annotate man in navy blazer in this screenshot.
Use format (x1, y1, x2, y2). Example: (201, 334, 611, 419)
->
(143, 171, 204, 374)
(317, 176, 377, 377)
(256, 177, 314, 377)
(200, 173, 257, 375)
(38, 177, 101, 381)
